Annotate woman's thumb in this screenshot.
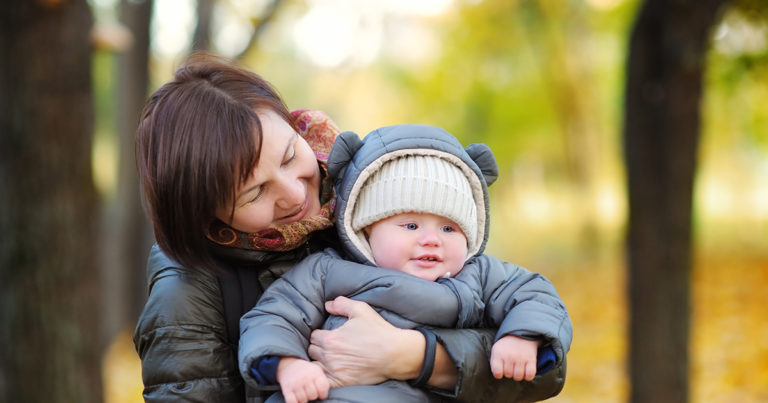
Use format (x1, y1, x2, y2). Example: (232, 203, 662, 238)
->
(325, 296, 372, 318)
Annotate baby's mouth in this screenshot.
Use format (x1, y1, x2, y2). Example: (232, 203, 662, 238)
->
(415, 255, 441, 262)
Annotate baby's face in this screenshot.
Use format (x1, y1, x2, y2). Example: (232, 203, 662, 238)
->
(365, 212, 468, 281)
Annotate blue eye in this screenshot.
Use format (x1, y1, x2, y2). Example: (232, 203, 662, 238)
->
(404, 223, 418, 230)
(441, 225, 455, 233)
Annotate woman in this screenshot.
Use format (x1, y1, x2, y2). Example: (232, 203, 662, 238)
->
(133, 53, 566, 402)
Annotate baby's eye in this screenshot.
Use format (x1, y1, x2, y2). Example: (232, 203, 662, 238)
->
(403, 223, 418, 230)
(441, 225, 455, 233)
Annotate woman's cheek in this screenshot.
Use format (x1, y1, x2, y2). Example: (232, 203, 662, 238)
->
(232, 204, 273, 232)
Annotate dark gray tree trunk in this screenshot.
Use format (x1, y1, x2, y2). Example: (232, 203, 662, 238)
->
(0, 1, 101, 402)
(234, 0, 284, 60)
(623, 1, 728, 402)
(192, 0, 214, 51)
(100, 0, 154, 347)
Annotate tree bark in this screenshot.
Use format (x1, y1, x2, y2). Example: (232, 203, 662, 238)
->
(192, 0, 214, 51)
(623, 1, 728, 402)
(99, 0, 154, 347)
(0, 1, 101, 402)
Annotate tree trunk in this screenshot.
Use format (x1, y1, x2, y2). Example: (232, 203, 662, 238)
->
(623, 1, 728, 402)
(234, 0, 284, 60)
(100, 0, 154, 347)
(0, 1, 101, 402)
(192, 0, 214, 51)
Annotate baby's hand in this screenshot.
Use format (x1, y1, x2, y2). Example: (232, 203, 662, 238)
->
(490, 335, 541, 381)
(276, 357, 330, 403)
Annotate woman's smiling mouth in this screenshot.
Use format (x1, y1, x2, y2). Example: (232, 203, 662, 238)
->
(282, 201, 307, 221)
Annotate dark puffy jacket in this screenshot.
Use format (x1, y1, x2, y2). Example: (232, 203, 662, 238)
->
(133, 241, 317, 402)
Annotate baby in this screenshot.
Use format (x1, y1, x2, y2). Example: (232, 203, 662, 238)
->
(239, 125, 572, 403)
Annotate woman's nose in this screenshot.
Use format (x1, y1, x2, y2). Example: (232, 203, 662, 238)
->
(275, 177, 305, 209)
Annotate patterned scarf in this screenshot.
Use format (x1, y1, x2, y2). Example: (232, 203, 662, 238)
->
(206, 110, 339, 252)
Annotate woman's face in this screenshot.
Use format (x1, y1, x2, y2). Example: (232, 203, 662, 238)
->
(216, 109, 322, 233)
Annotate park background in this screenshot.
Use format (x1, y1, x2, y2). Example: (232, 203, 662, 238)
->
(2, 0, 767, 402)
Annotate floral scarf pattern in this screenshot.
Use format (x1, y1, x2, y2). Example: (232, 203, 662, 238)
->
(206, 110, 339, 252)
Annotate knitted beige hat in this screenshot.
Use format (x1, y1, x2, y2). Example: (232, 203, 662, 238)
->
(351, 154, 478, 250)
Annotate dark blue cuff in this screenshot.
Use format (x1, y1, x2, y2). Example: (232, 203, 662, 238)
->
(249, 355, 280, 386)
(536, 346, 557, 374)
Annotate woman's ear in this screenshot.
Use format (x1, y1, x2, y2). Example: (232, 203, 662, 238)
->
(465, 143, 499, 186)
(328, 131, 364, 180)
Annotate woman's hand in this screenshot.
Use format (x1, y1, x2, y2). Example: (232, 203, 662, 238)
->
(307, 296, 424, 387)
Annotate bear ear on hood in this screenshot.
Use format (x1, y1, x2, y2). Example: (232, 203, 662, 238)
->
(328, 131, 364, 181)
(465, 143, 499, 186)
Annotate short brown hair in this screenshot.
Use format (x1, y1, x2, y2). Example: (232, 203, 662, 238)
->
(136, 53, 294, 272)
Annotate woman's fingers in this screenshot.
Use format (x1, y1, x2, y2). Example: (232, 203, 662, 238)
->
(307, 297, 398, 386)
(324, 296, 379, 319)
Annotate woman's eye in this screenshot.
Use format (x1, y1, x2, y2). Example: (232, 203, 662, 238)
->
(283, 135, 298, 166)
(245, 188, 263, 205)
(283, 148, 296, 165)
(404, 223, 418, 230)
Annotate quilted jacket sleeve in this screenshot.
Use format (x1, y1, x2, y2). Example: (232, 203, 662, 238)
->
(238, 253, 330, 388)
(133, 245, 243, 403)
(430, 328, 567, 402)
(430, 255, 572, 402)
(475, 255, 572, 361)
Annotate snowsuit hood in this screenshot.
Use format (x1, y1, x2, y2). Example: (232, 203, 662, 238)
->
(328, 124, 499, 265)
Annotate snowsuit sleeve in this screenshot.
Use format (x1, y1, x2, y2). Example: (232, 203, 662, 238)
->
(470, 254, 572, 361)
(429, 255, 572, 402)
(238, 253, 331, 388)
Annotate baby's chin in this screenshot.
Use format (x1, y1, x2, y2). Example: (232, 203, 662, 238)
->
(407, 269, 444, 282)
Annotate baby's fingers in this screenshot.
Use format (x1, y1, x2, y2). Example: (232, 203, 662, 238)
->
(509, 361, 525, 381)
(314, 374, 330, 400)
(492, 356, 523, 381)
(283, 390, 300, 403)
(523, 361, 537, 381)
(490, 357, 505, 379)
(501, 360, 533, 382)
(284, 383, 319, 403)
(303, 384, 320, 402)
(511, 360, 540, 381)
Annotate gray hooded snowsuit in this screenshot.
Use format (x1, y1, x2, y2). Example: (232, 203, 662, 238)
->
(238, 125, 572, 402)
